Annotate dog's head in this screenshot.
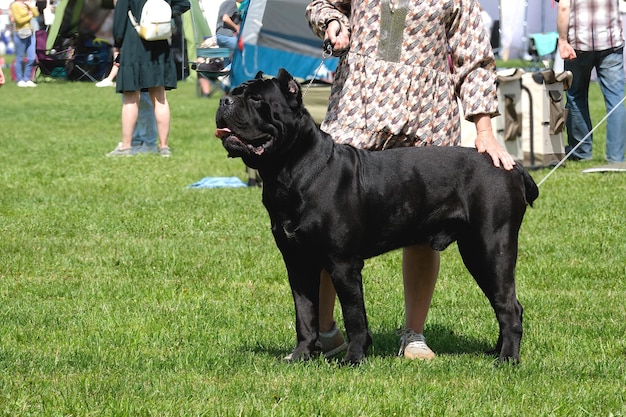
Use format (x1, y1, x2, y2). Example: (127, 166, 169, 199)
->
(215, 69, 309, 169)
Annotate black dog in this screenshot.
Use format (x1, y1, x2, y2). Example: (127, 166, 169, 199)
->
(215, 69, 538, 364)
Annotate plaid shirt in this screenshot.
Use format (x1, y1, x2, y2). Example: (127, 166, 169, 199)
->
(568, 0, 624, 51)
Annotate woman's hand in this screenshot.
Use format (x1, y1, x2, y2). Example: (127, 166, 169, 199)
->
(473, 114, 516, 171)
(325, 20, 350, 54)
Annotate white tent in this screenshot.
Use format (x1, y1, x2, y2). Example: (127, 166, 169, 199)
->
(480, 0, 558, 60)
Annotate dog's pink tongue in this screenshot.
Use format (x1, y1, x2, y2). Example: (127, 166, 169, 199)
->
(215, 128, 232, 138)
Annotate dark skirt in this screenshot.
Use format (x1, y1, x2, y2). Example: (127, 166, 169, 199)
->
(115, 28, 178, 93)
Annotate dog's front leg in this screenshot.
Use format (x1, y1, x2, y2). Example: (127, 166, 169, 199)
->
(331, 262, 372, 364)
(284, 260, 322, 362)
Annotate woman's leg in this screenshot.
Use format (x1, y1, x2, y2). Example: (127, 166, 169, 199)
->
(121, 91, 140, 149)
(319, 270, 337, 333)
(13, 35, 26, 82)
(24, 36, 36, 81)
(400, 243, 439, 359)
(150, 86, 170, 149)
(403, 244, 439, 333)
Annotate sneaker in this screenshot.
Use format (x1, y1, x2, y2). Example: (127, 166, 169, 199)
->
(96, 79, 114, 87)
(17, 80, 28, 87)
(132, 143, 159, 154)
(398, 329, 435, 360)
(564, 145, 592, 162)
(319, 322, 348, 357)
(282, 322, 348, 361)
(159, 146, 172, 157)
(106, 143, 133, 156)
(25, 80, 37, 87)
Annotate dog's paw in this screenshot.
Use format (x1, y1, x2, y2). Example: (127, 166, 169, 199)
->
(282, 347, 319, 363)
(341, 348, 366, 365)
(486, 347, 520, 366)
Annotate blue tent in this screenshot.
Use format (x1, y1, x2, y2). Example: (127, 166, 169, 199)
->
(230, 0, 338, 87)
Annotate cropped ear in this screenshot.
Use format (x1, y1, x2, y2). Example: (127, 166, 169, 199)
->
(255, 71, 264, 79)
(277, 68, 302, 104)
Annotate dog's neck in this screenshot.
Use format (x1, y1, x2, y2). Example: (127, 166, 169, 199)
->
(257, 118, 334, 186)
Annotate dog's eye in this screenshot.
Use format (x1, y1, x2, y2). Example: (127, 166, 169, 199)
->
(249, 94, 263, 102)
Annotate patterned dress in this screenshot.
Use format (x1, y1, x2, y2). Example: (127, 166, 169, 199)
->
(306, 0, 499, 150)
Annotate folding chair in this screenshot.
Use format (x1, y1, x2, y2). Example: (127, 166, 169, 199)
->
(66, 37, 113, 82)
(527, 32, 559, 71)
(35, 30, 74, 81)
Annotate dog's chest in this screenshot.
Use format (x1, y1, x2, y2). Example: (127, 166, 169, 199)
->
(279, 219, 298, 240)
(264, 191, 302, 244)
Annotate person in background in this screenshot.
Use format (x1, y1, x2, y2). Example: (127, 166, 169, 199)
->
(100, 53, 158, 154)
(10, 0, 39, 87)
(0, 67, 5, 87)
(35, 0, 46, 27)
(557, 0, 626, 163)
(196, 37, 219, 98)
(107, 0, 190, 157)
(96, 48, 119, 88)
(305, 0, 515, 361)
(479, 5, 493, 38)
(214, 0, 242, 95)
(215, 0, 241, 54)
(131, 92, 159, 154)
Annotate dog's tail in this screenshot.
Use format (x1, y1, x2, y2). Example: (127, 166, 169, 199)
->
(519, 167, 539, 207)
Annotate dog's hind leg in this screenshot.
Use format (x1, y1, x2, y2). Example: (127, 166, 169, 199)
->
(329, 260, 373, 364)
(457, 231, 523, 363)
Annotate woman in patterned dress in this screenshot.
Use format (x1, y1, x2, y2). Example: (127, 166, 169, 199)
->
(305, 0, 516, 360)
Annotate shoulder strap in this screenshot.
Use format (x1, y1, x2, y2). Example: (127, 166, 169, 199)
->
(128, 9, 139, 28)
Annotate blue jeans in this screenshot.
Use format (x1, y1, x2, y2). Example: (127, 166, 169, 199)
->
(13, 32, 36, 82)
(216, 34, 237, 67)
(564, 47, 626, 162)
(216, 34, 237, 51)
(131, 92, 157, 147)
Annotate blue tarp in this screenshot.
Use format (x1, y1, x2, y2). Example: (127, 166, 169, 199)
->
(188, 177, 247, 188)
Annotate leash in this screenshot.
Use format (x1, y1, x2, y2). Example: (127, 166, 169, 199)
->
(303, 38, 350, 97)
(536, 93, 626, 187)
(302, 42, 334, 98)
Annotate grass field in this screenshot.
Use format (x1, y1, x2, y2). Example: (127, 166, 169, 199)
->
(1, 67, 625, 416)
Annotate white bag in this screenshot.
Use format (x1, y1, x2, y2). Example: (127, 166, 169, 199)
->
(128, 0, 172, 41)
(43, 0, 55, 26)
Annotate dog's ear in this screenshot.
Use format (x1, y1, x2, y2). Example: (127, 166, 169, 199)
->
(277, 68, 301, 103)
(255, 71, 264, 79)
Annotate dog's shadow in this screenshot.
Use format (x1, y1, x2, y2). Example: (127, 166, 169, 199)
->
(245, 324, 494, 362)
(369, 324, 494, 359)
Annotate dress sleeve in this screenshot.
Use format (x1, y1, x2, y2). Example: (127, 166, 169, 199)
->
(446, 0, 499, 119)
(112, 0, 129, 48)
(305, 0, 351, 39)
(170, 0, 190, 18)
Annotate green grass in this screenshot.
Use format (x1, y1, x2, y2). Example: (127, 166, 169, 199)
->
(1, 66, 625, 416)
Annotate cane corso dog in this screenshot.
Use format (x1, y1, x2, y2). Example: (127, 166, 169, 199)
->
(215, 69, 538, 365)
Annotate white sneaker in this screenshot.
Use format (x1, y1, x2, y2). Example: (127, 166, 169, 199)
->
(25, 80, 37, 87)
(398, 329, 436, 360)
(95, 79, 114, 87)
(106, 142, 133, 156)
(17, 80, 28, 87)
